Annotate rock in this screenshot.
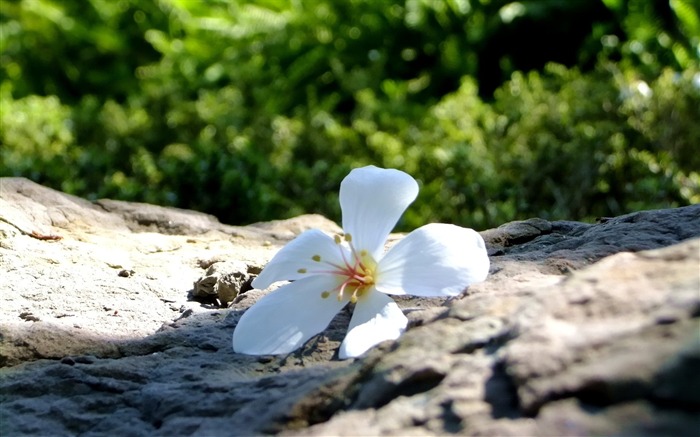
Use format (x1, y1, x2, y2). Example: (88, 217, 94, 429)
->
(0, 177, 127, 236)
(192, 260, 256, 306)
(481, 217, 554, 248)
(95, 198, 223, 235)
(292, 237, 700, 436)
(1, 177, 699, 436)
(248, 214, 342, 240)
(0, 178, 294, 367)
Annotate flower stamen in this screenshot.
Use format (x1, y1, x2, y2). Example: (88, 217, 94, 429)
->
(300, 234, 378, 303)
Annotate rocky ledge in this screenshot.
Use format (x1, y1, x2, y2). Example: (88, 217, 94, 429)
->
(1, 177, 698, 436)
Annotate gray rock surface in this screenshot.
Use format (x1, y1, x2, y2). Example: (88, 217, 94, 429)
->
(1, 177, 698, 436)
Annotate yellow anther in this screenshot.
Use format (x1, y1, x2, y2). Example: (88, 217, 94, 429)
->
(312, 255, 321, 262)
(297, 268, 307, 274)
(344, 233, 352, 242)
(350, 295, 358, 304)
(321, 291, 330, 299)
(360, 250, 367, 257)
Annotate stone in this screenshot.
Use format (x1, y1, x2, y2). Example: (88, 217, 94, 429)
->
(1, 177, 699, 436)
(192, 260, 256, 306)
(95, 198, 223, 235)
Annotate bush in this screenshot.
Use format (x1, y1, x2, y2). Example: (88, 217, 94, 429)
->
(488, 63, 699, 221)
(1, 0, 698, 229)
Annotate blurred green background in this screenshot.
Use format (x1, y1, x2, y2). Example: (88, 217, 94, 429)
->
(1, 0, 698, 230)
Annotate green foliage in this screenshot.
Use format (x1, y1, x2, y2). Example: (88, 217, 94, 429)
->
(0, 89, 75, 186)
(490, 63, 699, 220)
(1, 0, 698, 230)
(600, 0, 699, 73)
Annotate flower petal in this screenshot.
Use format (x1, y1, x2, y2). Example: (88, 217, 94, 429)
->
(233, 275, 347, 355)
(339, 166, 419, 259)
(376, 223, 490, 297)
(338, 290, 407, 359)
(252, 229, 348, 290)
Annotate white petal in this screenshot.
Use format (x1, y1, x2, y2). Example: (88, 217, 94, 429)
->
(376, 223, 490, 297)
(338, 290, 407, 359)
(233, 275, 347, 355)
(252, 229, 348, 290)
(339, 166, 419, 259)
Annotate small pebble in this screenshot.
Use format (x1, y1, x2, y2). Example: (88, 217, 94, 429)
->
(655, 313, 679, 325)
(118, 269, 135, 277)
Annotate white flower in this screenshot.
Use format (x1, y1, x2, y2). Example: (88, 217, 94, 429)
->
(232, 166, 490, 359)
